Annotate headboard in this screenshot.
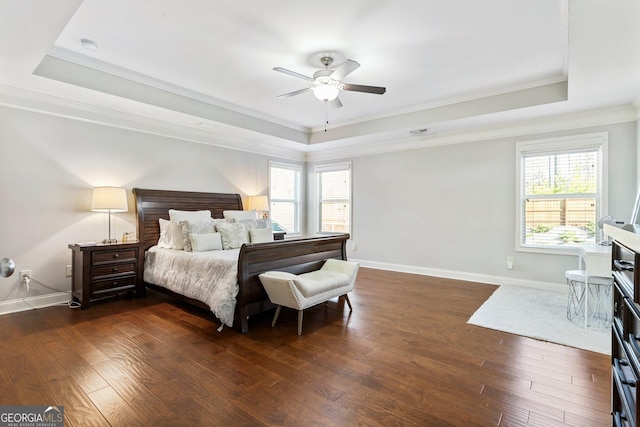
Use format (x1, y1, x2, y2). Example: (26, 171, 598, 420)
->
(133, 188, 243, 248)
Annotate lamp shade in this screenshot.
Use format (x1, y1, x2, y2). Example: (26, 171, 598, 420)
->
(249, 195, 269, 212)
(91, 187, 128, 212)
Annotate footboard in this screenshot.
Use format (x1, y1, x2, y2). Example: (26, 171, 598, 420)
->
(233, 233, 349, 333)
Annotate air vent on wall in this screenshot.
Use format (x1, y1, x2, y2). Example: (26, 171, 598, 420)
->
(410, 128, 430, 136)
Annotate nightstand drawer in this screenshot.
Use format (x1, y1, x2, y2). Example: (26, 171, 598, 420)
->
(93, 249, 137, 264)
(91, 276, 137, 295)
(92, 262, 136, 279)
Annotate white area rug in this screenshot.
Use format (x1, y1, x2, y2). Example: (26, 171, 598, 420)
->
(468, 285, 611, 355)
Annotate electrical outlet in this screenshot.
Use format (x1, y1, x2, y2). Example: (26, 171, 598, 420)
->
(351, 243, 358, 251)
(506, 257, 514, 270)
(20, 270, 31, 280)
(66, 265, 72, 277)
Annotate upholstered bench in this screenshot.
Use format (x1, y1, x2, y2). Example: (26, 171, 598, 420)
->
(258, 259, 360, 334)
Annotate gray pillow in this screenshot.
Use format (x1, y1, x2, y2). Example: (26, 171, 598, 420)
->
(215, 222, 249, 249)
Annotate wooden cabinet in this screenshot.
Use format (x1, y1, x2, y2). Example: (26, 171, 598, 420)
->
(69, 242, 145, 308)
(612, 240, 640, 426)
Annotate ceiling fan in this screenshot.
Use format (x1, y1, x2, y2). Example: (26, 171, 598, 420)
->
(273, 56, 386, 108)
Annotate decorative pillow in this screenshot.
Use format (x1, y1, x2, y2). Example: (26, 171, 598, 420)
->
(180, 219, 216, 252)
(215, 222, 249, 249)
(249, 227, 273, 243)
(223, 209, 258, 222)
(189, 233, 223, 252)
(157, 218, 173, 248)
(233, 218, 271, 230)
(168, 209, 211, 249)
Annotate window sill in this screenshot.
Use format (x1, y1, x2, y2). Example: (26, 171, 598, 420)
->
(516, 245, 582, 256)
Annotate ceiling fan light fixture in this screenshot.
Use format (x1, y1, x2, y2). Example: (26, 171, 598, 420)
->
(312, 84, 339, 102)
(274, 55, 385, 107)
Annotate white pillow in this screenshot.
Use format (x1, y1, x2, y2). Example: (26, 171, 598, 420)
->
(249, 227, 273, 243)
(233, 218, 271, 230)
(215, 222, 249, 249)
(190, 233, 223, 252)
(157, 218, 173, 248)
(180, 219, 216, 252)
(168, 209, 211, 249)
(223, 210, 258, 222)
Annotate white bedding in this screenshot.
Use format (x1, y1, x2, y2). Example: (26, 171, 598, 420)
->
(143, 246, 240, 327)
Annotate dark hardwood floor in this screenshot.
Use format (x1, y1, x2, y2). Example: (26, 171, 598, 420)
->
(0, 268, 610, 426)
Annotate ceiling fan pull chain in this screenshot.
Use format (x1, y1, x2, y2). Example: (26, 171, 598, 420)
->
(324, 102, 329, 132)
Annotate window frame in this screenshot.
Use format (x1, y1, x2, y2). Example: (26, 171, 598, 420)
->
(515, 132, 608, 255)
(268, 161, 302, 236)
(314, 162, 352, 236)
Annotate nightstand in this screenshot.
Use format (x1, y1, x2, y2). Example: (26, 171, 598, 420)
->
(68, 241, 145, 309)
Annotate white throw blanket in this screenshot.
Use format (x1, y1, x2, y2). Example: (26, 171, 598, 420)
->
(144, 247, 240, 327)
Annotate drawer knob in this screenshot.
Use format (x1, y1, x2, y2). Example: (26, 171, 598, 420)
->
(113, 253, 119, 259)
(113, 281, 118, 286)
(112, 267, 118, 272)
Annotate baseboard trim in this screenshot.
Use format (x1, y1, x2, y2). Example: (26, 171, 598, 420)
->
(0, 262, 564, 317)
(0, 292, 71, 315)
(353, 259, 564, 293)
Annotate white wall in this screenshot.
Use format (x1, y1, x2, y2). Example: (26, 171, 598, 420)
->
(0, 106, 272, 306)
(341, 122, 637, 288)
(0, 103, 637, 310)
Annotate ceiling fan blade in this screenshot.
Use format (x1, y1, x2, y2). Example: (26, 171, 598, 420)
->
(273, 67, 313, 82)
(329, 97, 343, 108)
(340, 83, 386, 95)
(330, 59, 360, 81)
(277, 87, 311, 99)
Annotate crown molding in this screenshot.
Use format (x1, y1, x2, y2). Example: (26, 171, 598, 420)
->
(34, 54, 311, 145)
(0, 84, 306, 161)
(310, 75, 568, 134)
(0, 82, 635, 165)
(49, 46, 569, 144)
(306, 104, 638, 162)
(47, 46, 309, 133)
(309, 81, 569, 145)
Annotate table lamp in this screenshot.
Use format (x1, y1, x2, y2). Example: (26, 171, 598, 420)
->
(249, 195, 269, 219)
(91, 187, 128, 243)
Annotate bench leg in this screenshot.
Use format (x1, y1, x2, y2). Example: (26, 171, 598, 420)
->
(272, 306, 282, 327)
(343, 294, 353, 311)
(298, 310, 304, 335)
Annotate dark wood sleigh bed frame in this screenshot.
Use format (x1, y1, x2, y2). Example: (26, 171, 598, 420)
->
(133, 188, 349, 333)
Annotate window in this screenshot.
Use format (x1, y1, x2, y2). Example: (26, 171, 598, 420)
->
(516, 133, 607, 253)
(315, 162, 351, 234)
(269, 162, 301, 234)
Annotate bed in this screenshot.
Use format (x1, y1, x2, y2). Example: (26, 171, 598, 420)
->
(133, 188, 350, 333)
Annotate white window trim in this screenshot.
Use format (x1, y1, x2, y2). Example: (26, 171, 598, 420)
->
(515, 132, 608, 255)
(269, 160, 303, 236)
(313, 162, 352, 236)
